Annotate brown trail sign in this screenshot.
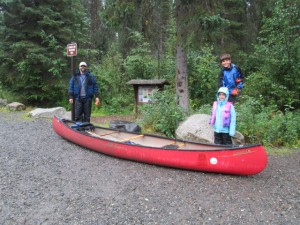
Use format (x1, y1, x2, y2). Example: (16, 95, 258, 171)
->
(67, 43, 77, 57)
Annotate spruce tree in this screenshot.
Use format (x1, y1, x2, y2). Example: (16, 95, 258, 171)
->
(0, 0, 88, 105)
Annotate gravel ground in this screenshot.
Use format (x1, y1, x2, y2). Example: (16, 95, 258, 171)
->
(0, 111, 299, 225)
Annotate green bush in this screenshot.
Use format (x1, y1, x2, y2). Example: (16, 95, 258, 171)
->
(196, 104, 212, 115)
(236, 97, 300, 147)
(103, 95, 134, 115)
(242, 71, 298, 111)
(138, 88, 185, 137)
(0, 84, 23, 103)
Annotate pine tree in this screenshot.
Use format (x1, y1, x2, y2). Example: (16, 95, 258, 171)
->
(0, 0, 88, 105)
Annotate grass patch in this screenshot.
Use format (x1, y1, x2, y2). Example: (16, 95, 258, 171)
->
(0, 106, 9, 112)
(92, 104, 134, 117)
(266, 147, 299, 156)
(0, 105, 37, 121)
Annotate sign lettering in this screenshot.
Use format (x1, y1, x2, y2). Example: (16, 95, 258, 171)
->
(67, 43, 77, 57)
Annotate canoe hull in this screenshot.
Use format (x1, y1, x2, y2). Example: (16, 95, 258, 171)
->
(52, 116, 268, 175)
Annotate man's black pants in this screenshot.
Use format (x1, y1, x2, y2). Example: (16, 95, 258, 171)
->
(214, 132, 232, 145)
(74, 98, 92, 122)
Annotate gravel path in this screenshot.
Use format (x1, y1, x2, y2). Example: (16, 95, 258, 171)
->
(0, 111, 299, 225)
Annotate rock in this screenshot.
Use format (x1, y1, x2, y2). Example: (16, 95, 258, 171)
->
(62, 111, 71, 120)
(0, 99, 8, 106)
(175, 114, 214, 143)
(6, 102, 26, 111)
(175, 114, 245, 145)
(29, 107, 66, 118)
(232, 131, 245, 145)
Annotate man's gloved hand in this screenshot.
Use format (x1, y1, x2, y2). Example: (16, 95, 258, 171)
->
(231, 88, 239, 96)
(235, 78, 241, 84)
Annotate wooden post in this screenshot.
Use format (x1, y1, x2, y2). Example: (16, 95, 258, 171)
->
(71, 56, 75, 121)
(133, 85, 138, 115)
(67, 42, 77, 121)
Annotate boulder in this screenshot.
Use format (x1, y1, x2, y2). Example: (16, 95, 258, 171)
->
(29, 107, 66, 118)
(232, 131, 245, 145)
(175, 114, 245, 145)
(175, 114, 214, 143)
(62, 111, 71, 120)
(6, 102, 26, 111)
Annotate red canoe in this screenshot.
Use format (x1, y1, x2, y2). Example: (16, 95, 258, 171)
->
(52, 116, 268, 176)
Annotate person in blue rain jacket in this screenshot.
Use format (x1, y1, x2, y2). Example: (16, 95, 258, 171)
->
(209, 87, 236, 145)
(68, 62, 100, 122)
(218, 53, 244, 104)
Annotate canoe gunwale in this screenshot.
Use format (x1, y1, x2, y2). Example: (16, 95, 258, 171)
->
(58, 116, 262, 152)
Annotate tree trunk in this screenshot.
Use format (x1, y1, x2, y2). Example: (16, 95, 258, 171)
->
(175, 0, 189, 112)
(90, 0, 100, 48)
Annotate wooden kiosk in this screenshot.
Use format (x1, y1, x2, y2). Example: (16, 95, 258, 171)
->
(127, 79, 170, 114)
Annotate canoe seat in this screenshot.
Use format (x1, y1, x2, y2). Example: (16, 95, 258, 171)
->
(85, 130, 120, 138)
(98, 130, 120, 136)
(120, 134, 144, 142)
(86, 131, 101, 138)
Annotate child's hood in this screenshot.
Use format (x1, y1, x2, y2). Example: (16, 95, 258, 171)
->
(217, 87, 229, 104)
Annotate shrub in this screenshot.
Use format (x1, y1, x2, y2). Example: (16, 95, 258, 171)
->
(242, 72, 298, 111)
(236, 97, 300, 147)
(138, 88, 185, 137)
(196, 104, 212, 115)
(0, 84, 23, 103)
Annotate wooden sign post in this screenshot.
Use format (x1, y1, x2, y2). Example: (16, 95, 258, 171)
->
(67, 43, 77, 121)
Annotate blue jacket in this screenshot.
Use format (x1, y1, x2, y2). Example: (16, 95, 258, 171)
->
(68, 70, 99, 100)
(218, 64, 244, 95)
(209, 87, 236, 136)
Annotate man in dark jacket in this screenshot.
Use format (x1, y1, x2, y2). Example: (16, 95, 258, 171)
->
(218, 53, 244, 104)
(68, 62, 100, 122)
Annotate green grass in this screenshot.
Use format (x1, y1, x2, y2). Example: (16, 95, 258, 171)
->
(0, 106, 9, 112)
(91, 105, 134, 117)
(266, 147, 299, 156)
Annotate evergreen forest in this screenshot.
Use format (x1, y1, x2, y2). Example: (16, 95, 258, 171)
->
(0, 0, 299, 147)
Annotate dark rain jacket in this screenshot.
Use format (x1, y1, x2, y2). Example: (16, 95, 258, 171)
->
(218, 64, 244, 95)
(68, 70, 99, 100)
